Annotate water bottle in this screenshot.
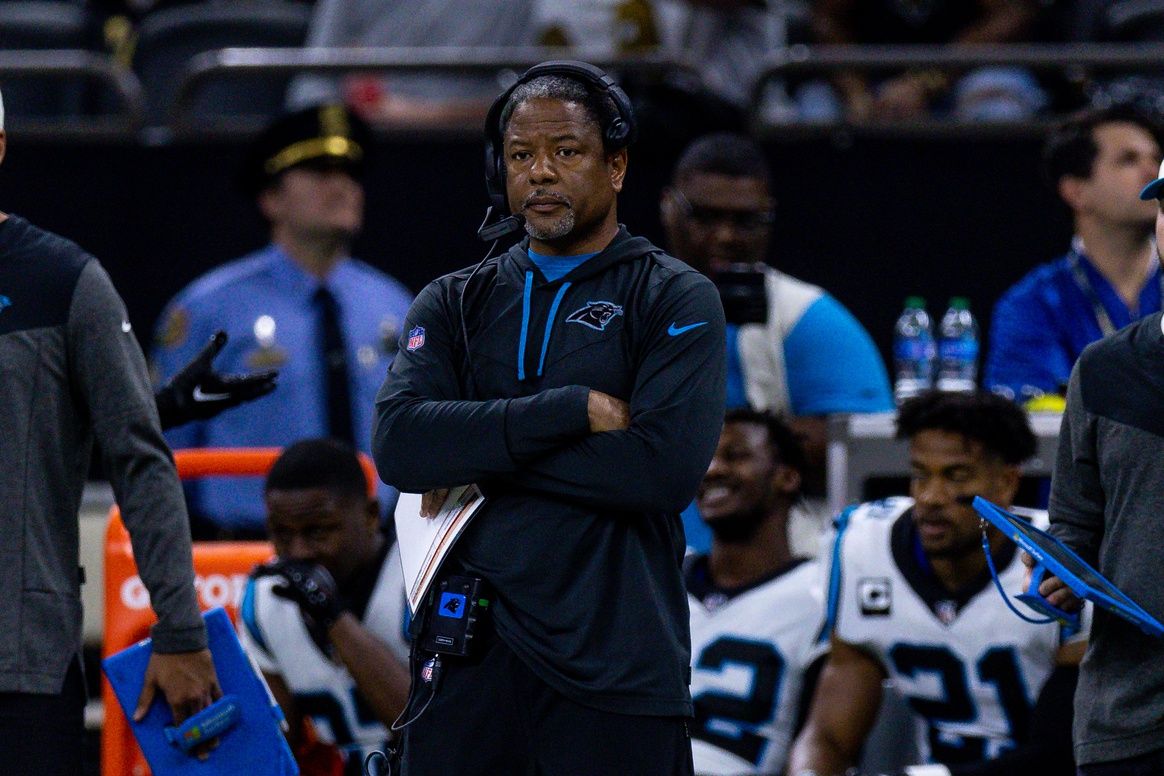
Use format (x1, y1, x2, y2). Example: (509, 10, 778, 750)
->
(893, 296, 935, 404)
(936, 296, 979, 393)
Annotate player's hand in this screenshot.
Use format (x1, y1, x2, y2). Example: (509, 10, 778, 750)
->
(1022, 551, 1083, 613)
(257, 559, 347, 629)
(135, 649, 222, 758)
(587, 390, 630, 433)
(155, 330, 278, 430)
(420, 488, 450, 517)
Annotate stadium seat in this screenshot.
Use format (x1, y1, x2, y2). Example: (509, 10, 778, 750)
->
(0, 1, 102, 120)
(132, 0, 311, 127)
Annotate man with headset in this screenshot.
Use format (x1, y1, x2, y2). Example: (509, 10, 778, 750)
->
(373, 61, 725, 774)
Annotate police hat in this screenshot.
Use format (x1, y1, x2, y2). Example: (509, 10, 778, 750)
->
(240, 103, 372, 195)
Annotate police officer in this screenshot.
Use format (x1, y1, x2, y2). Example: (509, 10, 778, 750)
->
(152, 104, 412, 537)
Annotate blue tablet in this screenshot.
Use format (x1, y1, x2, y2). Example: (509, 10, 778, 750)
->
(103, 607, 299, 775)
(973, 497, 1164, 638)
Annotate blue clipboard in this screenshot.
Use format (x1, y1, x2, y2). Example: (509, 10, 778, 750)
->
(973, 497, 1164, 638)
(103, 607, 299, 775)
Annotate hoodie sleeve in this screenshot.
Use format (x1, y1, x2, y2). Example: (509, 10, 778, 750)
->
(1047, 363, 1105, 564)
(501, 271, 726, 514)
(372, 279, 591, 492)
(69, 261, 206, 653)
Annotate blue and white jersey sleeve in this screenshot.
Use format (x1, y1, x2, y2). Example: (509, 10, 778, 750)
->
(783, 294, 893, 416)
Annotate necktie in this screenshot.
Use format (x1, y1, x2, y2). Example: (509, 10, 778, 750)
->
(313, 287, 354, 445)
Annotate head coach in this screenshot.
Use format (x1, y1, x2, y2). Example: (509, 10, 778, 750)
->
(372, 61, 726, 774)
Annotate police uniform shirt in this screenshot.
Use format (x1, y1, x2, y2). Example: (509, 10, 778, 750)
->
(825, 497, 1087, 767)
(152, 244, 412, 531)
(686, 555, 827, 775)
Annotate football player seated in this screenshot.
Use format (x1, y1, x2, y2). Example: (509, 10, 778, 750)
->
(788, 391, 1084, 776)
(686, 409, 828, 775)
(238, 439, 410, 775)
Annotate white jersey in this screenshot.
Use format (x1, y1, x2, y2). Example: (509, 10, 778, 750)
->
(827, 498, 1084, 767)
(238, 542, 410, 771)
(686, 556, 828, 775)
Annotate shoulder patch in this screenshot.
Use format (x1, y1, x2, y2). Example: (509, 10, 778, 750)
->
(407, 326, 426, 351)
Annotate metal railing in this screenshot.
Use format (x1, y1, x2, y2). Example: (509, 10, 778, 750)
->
(750, 42, 1164, 134)
(170, 45, 701, 128)
(5, 42, 1164, 135)
(0, 50, 145, 133)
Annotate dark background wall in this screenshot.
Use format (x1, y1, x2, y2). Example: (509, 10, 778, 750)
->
(0, 129, 1074, 367)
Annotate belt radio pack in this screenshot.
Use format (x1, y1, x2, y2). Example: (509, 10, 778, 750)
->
(418, 574, 491, 657)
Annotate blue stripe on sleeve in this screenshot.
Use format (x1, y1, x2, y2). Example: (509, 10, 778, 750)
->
(821, 504, 857, 643)
(240, 578, 272, 656)
(784, 296, 893, 415)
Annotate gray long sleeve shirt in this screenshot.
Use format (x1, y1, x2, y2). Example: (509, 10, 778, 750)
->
(0, 214, 205, 694)
(1049, 311, 1164, 765)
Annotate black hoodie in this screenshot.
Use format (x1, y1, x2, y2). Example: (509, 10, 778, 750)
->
(374, 227, 726, 716)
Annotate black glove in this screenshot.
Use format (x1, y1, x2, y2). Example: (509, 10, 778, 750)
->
(154, 330, 278, 430)
(254, 559, 347, 630)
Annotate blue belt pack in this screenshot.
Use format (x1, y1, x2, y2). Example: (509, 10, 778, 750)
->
(103, 606, 299, 775)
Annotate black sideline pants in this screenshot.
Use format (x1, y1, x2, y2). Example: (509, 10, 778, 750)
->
(401, 636, 693, 776)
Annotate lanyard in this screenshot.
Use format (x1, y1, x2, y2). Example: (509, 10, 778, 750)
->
(1067, 242, 1163, 337)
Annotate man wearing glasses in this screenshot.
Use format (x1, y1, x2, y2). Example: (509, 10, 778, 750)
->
(661, 132, 892, 556)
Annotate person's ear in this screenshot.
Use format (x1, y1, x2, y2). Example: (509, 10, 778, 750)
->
(1058, 176, 1085, 211)
(660, 187, 679, 230)
(608, 148, 628, 193)
(257, 185, 281, 222)
(771, 464, 802, 498)
(0, 131, 7, 167)
(993, 463, 1022, 507)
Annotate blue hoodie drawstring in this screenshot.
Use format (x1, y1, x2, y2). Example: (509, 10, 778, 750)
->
(537, 282, 571, 377)
(517, 271, 573, 381)
(517, 270, 533, 381)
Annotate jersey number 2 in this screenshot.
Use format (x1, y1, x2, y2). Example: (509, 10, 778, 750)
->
(692, 637, 785, 765)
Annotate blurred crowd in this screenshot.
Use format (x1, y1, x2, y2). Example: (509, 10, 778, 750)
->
(5, 0, 1164, 129)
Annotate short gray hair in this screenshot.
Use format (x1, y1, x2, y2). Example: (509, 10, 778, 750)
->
(499, 74, 621, 149)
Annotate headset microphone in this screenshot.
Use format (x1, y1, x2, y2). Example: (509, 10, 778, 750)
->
(476, 207, 525, 242)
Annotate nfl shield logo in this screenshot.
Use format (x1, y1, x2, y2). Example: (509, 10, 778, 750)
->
(407, 326, 426, 351)
(421, 657, 436, 684)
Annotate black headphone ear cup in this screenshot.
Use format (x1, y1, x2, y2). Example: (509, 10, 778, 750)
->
(606, 118, 630, 149)
(483, 128, 507, 211)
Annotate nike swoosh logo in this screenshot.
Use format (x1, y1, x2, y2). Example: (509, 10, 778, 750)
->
(668, 321, 709, 336)
(192, 386, 232, 403)
(121, 320, 132, 333)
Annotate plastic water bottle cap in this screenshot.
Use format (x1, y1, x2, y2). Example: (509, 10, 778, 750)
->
(949, 297, 970, 309)
(904, 295, 926, 308)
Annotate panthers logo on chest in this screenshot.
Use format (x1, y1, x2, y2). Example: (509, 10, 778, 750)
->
(565, 301, 624, 331)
